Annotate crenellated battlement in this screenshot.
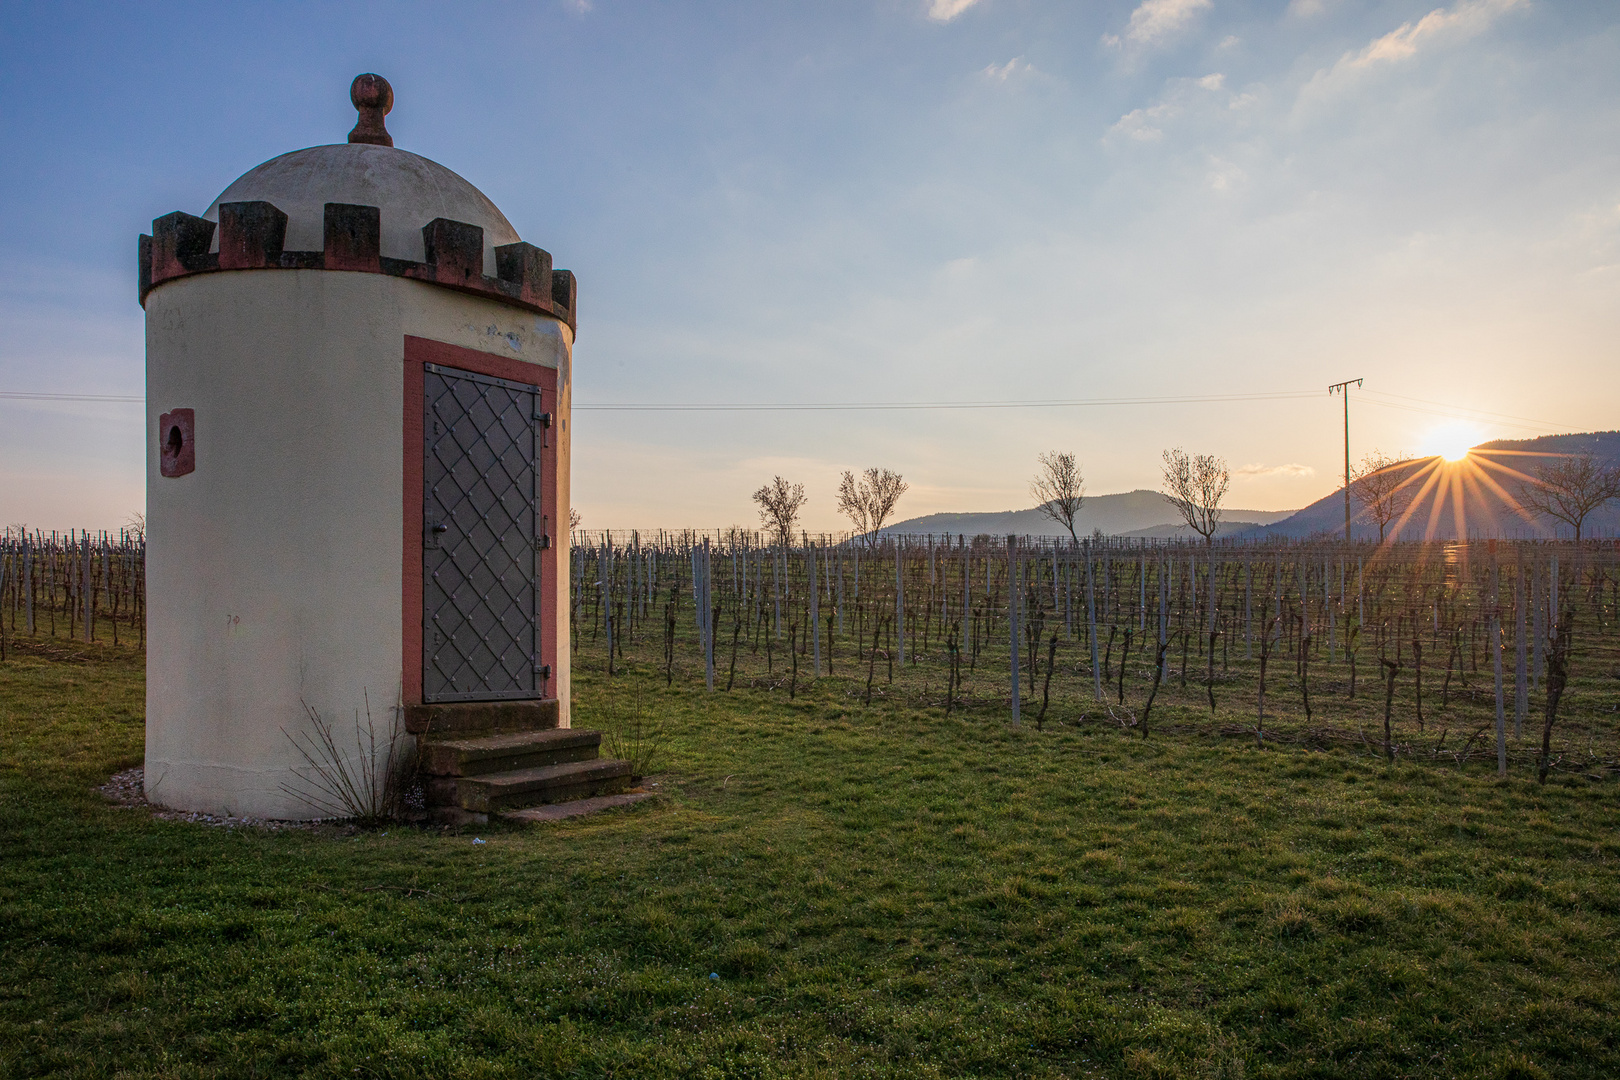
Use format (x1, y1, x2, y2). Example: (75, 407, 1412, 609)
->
(139, 200, 577, 332)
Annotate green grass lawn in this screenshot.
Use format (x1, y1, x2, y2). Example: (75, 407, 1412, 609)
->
(3, 639, 1619, 1079)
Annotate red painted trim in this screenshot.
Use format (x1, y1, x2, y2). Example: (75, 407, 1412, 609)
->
(158, 407, 196, 477)
(402, 356, 425, 704)
(402, 336, 559, 705)
(141, 210, 576, 334)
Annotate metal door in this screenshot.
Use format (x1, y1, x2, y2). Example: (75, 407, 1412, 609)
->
(423, 363, 542, 702)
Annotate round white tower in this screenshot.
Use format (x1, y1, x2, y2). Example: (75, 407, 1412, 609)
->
(141, 76, 575, 819)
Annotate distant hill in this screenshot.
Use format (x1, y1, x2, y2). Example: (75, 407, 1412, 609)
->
(1477, 431, 1620, 457)
(882, 490, 1296, 540)
(1237, 430, 1620, 541)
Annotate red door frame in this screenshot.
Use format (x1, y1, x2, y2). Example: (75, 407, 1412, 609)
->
(402, 335, 559, 705)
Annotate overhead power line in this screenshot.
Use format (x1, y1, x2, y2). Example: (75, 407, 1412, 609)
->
(0, 391, 144, 402)
(0, 389, 1328, 410)
(1357, 390, 1566, 431)
(572, 390, 1324, 412)
(0, 386, 1575, 433)
(1355, 393, 1564, 434)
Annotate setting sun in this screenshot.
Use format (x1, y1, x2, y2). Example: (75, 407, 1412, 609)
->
(1419, 421, 1484, 463)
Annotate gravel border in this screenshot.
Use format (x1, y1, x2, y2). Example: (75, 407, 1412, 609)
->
(96, 767, 322, 831)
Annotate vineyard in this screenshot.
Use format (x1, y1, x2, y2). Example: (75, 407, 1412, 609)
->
(4, 527, 1618, 780)
(572, 530, 1620, 779)
(0, 530, 146, 656)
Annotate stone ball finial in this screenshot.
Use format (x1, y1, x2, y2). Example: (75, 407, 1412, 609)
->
(347, 74, 394, 147)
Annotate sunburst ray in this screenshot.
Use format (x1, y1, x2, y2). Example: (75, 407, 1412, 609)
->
(1381, 458, 1446, 552)
(1465, 460, 1548, 533)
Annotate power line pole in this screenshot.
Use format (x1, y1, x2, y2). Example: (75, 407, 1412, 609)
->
(1328, 378, 1364, 541)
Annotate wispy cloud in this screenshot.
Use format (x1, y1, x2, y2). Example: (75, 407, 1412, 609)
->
(928, 0, 983, 22)
(1206, 156, 1246, 192)
(982, 57, 1033, 82)
(1103, 0, 1213, 48)
(937, 256, 979, 283)
(1298, 0, 1522, 88)
(1352, 0, 1524, 67)
(1106, 73, 1231, 143)
(562, 0, 592, 12)
(1236, 463, 1316, 478)
(1293, 0, 1527, 114)
(1109, 103, 1174, 142)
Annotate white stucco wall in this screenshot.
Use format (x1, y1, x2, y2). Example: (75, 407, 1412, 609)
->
(145, 268, 571, 818)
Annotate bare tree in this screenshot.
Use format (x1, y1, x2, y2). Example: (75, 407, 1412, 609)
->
(568, 508, 581, 538)
(1030, 451, 1085, 542)
(1351, 450, 1416, 543)
(1160, 448, 1229, 545)
(1516, 454, 1620, 541)
(752, 476, 808, 547)
(837, 468, 908, 545)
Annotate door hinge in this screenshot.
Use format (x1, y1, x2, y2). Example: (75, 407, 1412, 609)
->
(539, 534, 551, 550)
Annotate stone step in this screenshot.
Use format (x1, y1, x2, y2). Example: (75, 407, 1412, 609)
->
(457, 758, 634, 813)
(404, 699, 558, 737)
(420, 728, 602, 778)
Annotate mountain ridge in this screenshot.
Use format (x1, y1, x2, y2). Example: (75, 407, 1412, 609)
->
(880, 431, 1620, 542)
(1237, 430, 1620, 541)
(882, 489, 1296, 540)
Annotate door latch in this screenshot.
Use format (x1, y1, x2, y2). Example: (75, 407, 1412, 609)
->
(426, 520, 449, 549)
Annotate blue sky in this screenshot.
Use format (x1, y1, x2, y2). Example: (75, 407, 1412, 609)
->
(2, 0, 1617, 532)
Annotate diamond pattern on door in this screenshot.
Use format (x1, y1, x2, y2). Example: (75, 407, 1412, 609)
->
(423, 363, 541, 702)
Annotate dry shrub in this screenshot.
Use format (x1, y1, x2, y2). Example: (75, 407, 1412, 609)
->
(280, 690, 409, 824)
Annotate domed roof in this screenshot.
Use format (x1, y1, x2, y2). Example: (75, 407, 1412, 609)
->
(141, 75, 571, 326)
(204, 142, 519, 276)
